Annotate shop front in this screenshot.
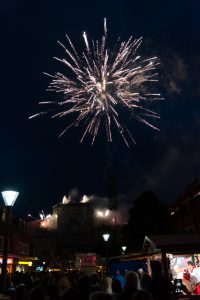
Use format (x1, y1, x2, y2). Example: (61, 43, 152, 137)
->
(0, 257, 14, 273)
(15, 256, 39, 273)
(16, 260, 33, 272)
(76, 253, 96, 274)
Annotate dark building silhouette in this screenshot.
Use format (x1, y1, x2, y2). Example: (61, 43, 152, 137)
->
(107, 175, 118, 210)
(170, 178, 200, 233)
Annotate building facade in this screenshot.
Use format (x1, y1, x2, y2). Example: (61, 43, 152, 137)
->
(27, 195, 122, 269)
(0, 203, 32, 273)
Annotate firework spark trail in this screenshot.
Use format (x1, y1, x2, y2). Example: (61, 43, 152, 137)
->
(30, 19, 163, 146)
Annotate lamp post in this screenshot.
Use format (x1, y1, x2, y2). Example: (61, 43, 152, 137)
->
(102, 233, 110, 275)
(122, 246, 127, 255)
(1, 191, 19, 293)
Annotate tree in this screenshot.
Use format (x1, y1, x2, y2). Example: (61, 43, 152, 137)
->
(124, 191, 173, 250)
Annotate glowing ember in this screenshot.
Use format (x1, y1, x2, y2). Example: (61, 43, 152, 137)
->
(96, 209, 111, 218)
(39, 210, 51, 221)
(80, 195, 90, 203)
(62, 195, 71, 204)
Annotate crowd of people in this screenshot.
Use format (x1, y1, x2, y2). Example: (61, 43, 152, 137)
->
(0, 260, 199, 300)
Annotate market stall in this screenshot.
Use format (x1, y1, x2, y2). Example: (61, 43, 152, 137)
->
(143, 234, 200, 297)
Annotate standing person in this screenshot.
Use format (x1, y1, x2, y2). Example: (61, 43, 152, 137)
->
(90, 273, 101, 292)
(187, 261, 200, 294)
(140, 273, 152, 291)
(115, 270, 126, 291)
(89, 291, 115, 300)
(57, 274, 71, 298)
(77, 274, 91, 300)
(118, 271, 140, 300)
(132, 289, 153, 300)
(112, 278, 123, 297)
(29, 285, 48, 300)
(147, 260, 173, 300)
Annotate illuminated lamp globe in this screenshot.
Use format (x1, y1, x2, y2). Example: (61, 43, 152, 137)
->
(1, 191, 19, 206)
(122, 246, 127, 252)
(102, 233, 110, 242)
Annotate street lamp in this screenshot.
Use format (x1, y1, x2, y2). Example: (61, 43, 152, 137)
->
(102, 233, 110, 275)
(1, 191, 19, 293)
(122, 246, 127, 254)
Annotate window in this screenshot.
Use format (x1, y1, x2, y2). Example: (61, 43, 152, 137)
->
(0, 236, 3, 251)
(19, 242, 23, 254)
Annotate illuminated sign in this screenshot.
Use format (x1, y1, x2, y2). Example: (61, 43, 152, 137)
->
(18, 261, 32, 266)
(0, 258, 13, 264)
(80, 255, 96, 267)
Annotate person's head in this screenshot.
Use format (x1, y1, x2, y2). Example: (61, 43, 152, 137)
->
(90, 273, 99, 285)
(132, 289, 153, 300)
(89, 291, 114, 300)
(115, 270, 120, 276)
(15, 283, 26, 297)
(104, 276, 113, 294)
(150, 260, 162, 276)
(57, 275, 70, 290)
(188, 261, 195, 272)
(140, 273, 152, 290)
(125, 271, 140, 291)
(61, 287, 81, 300)
(112, 278, 123, 294)
(77, 274, 91, 294)
(30, 285, 47, 300)
(0, 296, 12, 300)
(137, 269, 144, 276)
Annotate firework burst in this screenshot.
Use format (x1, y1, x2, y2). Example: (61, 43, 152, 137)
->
(30, 19, 162, 146)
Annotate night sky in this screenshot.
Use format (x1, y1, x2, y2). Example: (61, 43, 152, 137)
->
(0, 0, 200, 217)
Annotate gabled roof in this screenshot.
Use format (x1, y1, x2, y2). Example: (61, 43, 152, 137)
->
(177, 178, 200, 203)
